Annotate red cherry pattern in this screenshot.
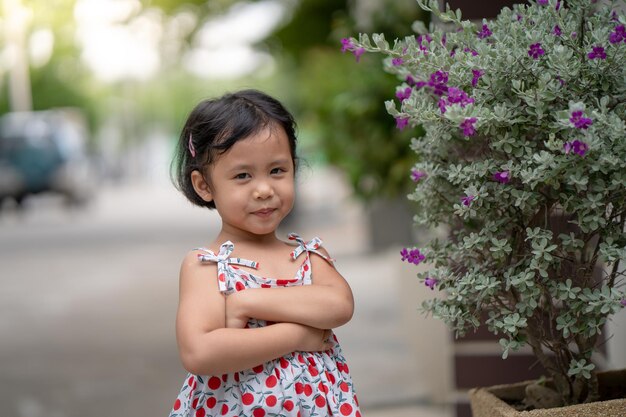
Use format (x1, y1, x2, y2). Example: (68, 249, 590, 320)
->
(265, 395, 277, 407)
(208, 376, 221, 390)
(340, 403, 353, 416)
(241, 393, 254, 405)
(283, 400, 294, 411)
(265, 375, 277, 388)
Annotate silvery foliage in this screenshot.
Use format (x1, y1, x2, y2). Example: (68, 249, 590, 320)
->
(350, 0, 625, 404)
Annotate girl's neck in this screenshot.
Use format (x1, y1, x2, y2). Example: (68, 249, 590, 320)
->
(214, 228, 281, 247)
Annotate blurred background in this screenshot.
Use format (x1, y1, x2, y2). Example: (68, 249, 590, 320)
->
(0, 1, 453, 416)
(2, 1, 624, 417)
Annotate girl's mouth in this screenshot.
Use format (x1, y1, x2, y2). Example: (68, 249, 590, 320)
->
(253, 208, 276, 217)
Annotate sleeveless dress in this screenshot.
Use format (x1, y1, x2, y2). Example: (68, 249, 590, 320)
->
(169, 233, 361, 417)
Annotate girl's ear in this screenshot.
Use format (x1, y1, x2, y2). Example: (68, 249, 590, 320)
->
(190, 170, 213, 203)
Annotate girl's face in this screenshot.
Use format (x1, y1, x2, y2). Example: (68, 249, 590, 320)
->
(191, 125, 295, 240)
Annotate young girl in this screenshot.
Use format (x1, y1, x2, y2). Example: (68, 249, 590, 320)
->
(168, 90, 361, 417)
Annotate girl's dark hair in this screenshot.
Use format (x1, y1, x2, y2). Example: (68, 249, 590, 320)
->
(171, 89, 298, 209)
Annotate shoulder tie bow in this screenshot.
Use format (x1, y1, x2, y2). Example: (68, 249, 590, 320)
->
(288, 233, 335, 265)
(195, 241, 258, 292)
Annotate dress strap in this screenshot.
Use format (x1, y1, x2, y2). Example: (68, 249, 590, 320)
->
(288, 233, 335, 265)
(195, 241, 258, 292)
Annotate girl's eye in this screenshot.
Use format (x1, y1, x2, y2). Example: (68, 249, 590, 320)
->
(270, 167, 286, 175)
(234, 173, 250, 180)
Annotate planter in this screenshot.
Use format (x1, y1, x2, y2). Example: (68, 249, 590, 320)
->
(469, 369, 626, 417)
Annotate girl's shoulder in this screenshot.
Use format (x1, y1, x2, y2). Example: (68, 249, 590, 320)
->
(179, 248, 219, 277)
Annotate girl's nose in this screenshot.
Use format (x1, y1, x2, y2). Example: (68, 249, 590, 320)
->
(253, 182, 274, 199)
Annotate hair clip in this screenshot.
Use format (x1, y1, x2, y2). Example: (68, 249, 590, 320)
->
(188, 133, 197, 157)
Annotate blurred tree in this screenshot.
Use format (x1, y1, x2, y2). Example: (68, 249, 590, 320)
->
(27, 0, 100, 128)
(0, 0, 246, 137)
(271, 0, 428, 200)
(269, 0, 349, 63)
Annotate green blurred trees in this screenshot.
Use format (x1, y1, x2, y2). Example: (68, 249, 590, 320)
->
(272, 0, 427, 200)
(0, 0, 94, 119)
(0, 0, 244, 135)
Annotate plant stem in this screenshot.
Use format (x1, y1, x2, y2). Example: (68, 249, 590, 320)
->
(526, 322, 572, 403)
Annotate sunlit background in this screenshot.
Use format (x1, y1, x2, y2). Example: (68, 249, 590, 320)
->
(4, 1, 624, 416)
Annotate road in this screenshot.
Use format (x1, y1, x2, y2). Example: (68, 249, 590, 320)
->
(0, 180, 452, 417)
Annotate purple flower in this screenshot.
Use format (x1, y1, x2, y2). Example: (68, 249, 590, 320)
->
(463, 47, 479, 56)
(424, 277, 438, 290)
(430, 70, 448, 85)
(411, 169, 427, 182)
(528, 43, 545, 59)
(552, 25, 562, 36)
(392, 57, 404, 66)
(400, 248, 426, 265)
(407, 75, 427, 88)
(570, 110, 593, 129)
(471, 69, 484, 87)
(396, 116, 409, 130)
(396, 87, 412, 102)
(417, 34, 433, 52)
(461, 195, 475, 206)
(438, 98, 447, 114)
(477, 24, 492, 39)
(609, 25, 626, 44)
(432, 84, 448, 96)
(564, 140, 589, 156)
(621, 299, 626, 307)
(493, 170, 511, 184)
(353, 47, 365, 62)
(537, 0, 548, 5)
(447, 87, 475, 107)
(587, 46, 606, 60)
(556, 75, 565, 87)
(555, 0, 561, 10)
(340, 38, 354, 52)
(460, 117, 477, 136)
(428, 70, 449, 96)
(341, 38, 366, 62)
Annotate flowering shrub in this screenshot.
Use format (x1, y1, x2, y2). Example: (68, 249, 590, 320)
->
(347, 0, 626, 407)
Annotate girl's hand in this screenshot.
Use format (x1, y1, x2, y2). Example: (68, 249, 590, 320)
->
(225, 291, 249, 329)
(292, 324, 334, 352)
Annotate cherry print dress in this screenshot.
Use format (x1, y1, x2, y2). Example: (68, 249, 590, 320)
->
(169, 233, 361, 417)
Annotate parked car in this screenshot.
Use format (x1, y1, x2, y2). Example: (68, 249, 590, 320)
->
(0, 108, 94, 207)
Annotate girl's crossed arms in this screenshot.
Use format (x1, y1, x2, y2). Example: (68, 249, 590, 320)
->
(175, 245, 353, 376)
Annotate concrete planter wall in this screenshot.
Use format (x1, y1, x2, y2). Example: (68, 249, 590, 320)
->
(469, 369, 626, 417)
